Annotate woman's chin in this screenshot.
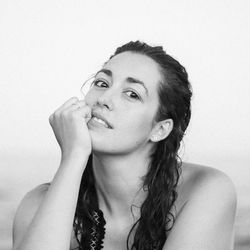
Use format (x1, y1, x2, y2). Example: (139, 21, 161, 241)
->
(90, 139, 123, 155)
(90, 137, 112, 154)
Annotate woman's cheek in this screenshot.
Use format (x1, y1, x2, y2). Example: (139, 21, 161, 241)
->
(85, 91, 96, 107)
(133, 116, 152, 135)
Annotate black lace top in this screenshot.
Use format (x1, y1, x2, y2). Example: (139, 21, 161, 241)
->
(80, 208, 106, 250)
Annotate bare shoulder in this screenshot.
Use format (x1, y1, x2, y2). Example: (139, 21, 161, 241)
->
(12, 183, 51, 249)
(14, 182, 51, 221)
(178, 162, 237, 202)
(15, 183, 51, 215)
(23, 183, 50, 202)
(174, 162, 237, 214)
(165, 163, 237, 249)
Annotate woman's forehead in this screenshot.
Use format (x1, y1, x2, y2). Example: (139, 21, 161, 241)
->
(103, 52, 162, 86)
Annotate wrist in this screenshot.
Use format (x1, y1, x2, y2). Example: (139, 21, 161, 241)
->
(62, 146, 90, 158)
(60, 149, 90, 169)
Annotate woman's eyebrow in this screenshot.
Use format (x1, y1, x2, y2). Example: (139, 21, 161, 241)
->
(95, 69, 112, 77)
(126, 77, 149, 96)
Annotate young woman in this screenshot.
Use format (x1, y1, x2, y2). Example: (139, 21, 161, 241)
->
(12, 41, 237, 250)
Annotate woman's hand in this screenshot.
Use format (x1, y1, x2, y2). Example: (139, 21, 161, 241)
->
(49, 97, 92, 161)
(13, 98, 92, 250)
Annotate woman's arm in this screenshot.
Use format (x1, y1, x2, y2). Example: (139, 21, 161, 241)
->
(12, 154, 88, 250)
(163, 169, 237, 250)
(12, 97, 92, 250)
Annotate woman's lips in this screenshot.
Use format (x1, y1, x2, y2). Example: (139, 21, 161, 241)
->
(90, 116, 110, 128)
(90, 110, 113, 129)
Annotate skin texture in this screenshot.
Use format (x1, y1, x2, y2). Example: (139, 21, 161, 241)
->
(83, 52, 174, 238)
(85, 51, 172, 155)
(12, 52, 237, 250)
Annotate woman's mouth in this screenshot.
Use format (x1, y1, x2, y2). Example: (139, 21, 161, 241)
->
(88, 111, 113, 129)
(91, 116, 110, 128)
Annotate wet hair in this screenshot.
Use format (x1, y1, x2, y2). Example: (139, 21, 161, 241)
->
(73, 41, 192, 250)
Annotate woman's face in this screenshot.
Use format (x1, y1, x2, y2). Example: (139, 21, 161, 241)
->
(85, 51, 162, 155)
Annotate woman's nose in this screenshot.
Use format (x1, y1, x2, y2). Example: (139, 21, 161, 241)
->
(96, 91, 114, 111)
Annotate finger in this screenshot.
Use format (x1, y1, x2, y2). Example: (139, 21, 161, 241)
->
(73, 105, 92, 122)
(62, 100, 88, 114)
(55, 97, 79, 114)
(75, 100, 87, 108)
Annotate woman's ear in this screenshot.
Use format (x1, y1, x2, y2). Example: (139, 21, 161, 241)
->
(150, 119, 173, 142)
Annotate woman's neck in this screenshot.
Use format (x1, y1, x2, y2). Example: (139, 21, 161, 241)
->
(92, 149, 151, 220)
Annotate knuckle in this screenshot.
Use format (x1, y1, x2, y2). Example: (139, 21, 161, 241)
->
(71, 111, 78, 118)
(53, 111, 61, 120)
(61, 110, 68, 118)
(49, 114, 54, 124)
(54, 110, 61, 117)
(71, 97, 79, 102)
(79, 100, 86, 105)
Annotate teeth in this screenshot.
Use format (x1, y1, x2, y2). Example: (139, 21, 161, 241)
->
(93, 116, 109, 128)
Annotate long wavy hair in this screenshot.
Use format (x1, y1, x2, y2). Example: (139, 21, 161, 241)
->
(73, 41, 192, 250)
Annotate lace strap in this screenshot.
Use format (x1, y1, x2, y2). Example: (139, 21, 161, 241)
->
(83, 209, 106, 250)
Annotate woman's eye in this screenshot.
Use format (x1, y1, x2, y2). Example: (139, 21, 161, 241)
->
(93, 80, 108, 88)
(126, 90, 140, 100)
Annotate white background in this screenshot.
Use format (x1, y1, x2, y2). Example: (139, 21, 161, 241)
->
(0, 1, 249, 249)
